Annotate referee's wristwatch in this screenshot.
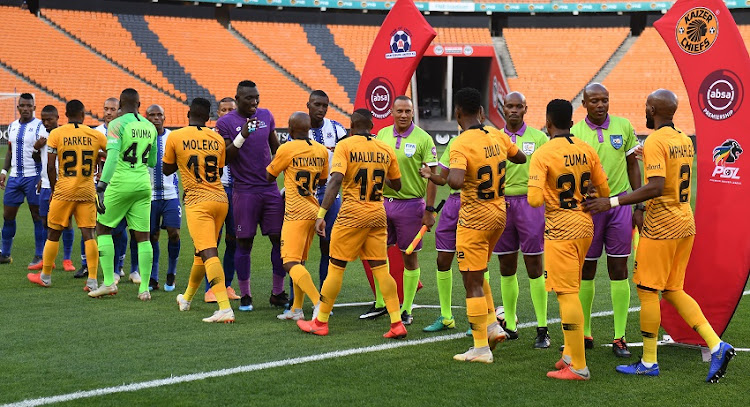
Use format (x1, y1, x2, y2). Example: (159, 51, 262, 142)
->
(425, 206, 437, 213)
(634, 203, 646, 211)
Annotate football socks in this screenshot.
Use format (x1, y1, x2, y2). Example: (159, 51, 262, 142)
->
(467, 297, 489, 349)
(371, 263, 401, 324)
(97, 234, 115, 286)
(529, 275, 548, 328)
(579, 279, 595, 337)
(558, 292, 586, 371)
(289, 264, 321, 308)
(500, 274, 519, 331)
(318, 262, 345, 323)
(401, 267, 420, 314)
(637, 287, 660, 364)
(137, 241, 154, 294)
(663, 290, 721, 350)
(437, 269, 453, 320)
(205, 256, 229, 310)
(41, 239, 59, 277)
(611, 279, 630, 339)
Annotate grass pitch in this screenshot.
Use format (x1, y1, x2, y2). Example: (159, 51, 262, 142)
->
(0, 145, 747, 406)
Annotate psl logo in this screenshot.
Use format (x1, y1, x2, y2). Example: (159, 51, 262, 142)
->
(711, 139, 743, 181)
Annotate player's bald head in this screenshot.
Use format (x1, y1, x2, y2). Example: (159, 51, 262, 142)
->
(288, 111, 311, 139)
(504, 91, 526, 105)
(351, 109, 373, 135)
(146, 104, 164, 115)
(583, 83, 609, 101)
(648, 89, 678, 116)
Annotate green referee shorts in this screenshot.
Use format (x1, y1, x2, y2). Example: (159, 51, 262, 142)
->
(97, 188, 152, 232)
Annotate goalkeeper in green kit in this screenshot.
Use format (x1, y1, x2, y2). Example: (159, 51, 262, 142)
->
(89, 89, 158, 300)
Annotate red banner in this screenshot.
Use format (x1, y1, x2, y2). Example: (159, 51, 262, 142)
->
(354, 0, 437, 132)
(654, 0, 750, 344)
(487, 52, 509, 129)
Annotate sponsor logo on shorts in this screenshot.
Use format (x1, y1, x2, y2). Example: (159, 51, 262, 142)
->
(386, 29, 416, 59)
(610, 134, 623, 150)
(365, 77, 394, 120)
(711, 139, 743, 185)
(698, 69, 743, 121)
(676, 7, 718, 55)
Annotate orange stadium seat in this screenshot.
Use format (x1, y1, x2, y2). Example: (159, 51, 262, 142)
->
(580, 28, 694, 135)
(0, 67, 98, 127)
(41, 9, 186, 101)
(0, 7, 187, 127)
(328, 25, 380, 74)
(504, 27, 629, 129)
(232, 21, 354, 112)
(144, 15, 349, 126)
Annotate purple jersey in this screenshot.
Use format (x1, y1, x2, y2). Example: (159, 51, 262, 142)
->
(216, 108, 277, 192)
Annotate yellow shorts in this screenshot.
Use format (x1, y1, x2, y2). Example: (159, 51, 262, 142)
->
(456, 226, 504, 272)
(185, 201, 228, 253)
(329, 224, 387, 262)
(544, 237, 592, 294)
(47, 199, 96, 230)
(280, 219, 316, 263)
(633, 235, 694, 291)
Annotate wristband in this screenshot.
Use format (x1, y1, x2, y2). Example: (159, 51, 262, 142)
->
(425, 206, 437, 213)
(609, 196, 620, 208)
(233, 134, 246, 149)
(634, 203, 646, 211)
(317, 207, 328, 219)
(1, 169, 6, 176)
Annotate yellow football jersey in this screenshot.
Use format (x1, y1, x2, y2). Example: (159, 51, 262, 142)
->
(163, 125, 227, 206)
(450, 125, 519, 230)
(641, 125, 695, 239)
(528, 134, 608, 240)
(267, 139, 329, 221)
(47, 123, 107, 202)
(331, 135, 400, 228)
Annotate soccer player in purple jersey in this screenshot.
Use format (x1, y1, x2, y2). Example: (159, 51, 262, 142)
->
(215, 80, 285, 312)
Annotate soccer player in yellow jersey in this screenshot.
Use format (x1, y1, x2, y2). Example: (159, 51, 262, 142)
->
(528, 99, 609, 380)
(584, 89, 735, 382)
(266, 112, 328, 320)
(447, 88, 526, 363)
(27, 100, 107, 292)
(297, 109, 406, 338)
(165, 98, 234, 323)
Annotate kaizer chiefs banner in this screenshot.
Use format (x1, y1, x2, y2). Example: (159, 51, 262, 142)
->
(654, 0, 750, 344)
(354, 0, 436, 132)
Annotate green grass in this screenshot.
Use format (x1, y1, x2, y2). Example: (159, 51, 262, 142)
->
(0, 145, 747, 406)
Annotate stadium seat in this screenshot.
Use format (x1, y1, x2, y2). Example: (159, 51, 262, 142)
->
(0, 67, 98, 127)
(0, 6, 187, 127)
(585, 27, 694, 135)
(41, 9, 186, 101)
(504, 27, 630, 129)
(232, 21, 355, 112)
(144, 15, 350, 125)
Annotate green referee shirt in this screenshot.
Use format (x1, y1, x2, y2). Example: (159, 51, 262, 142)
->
(502, 123, 548, 196)
(377, 123, 437, 200)
(438, 137, 459, 195)
(571, 114, 638, 196)
(106, 112, 158, 192)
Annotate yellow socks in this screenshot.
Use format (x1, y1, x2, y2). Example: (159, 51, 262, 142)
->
(318, 262, 345, 323)
(184, 256, 205, 302)
(663, 289, 721, 350)
(289, 264, 321, 308)
(84, 238, 99, 280)
(483, 277, 496, 325)
(637, 288, 661, 364)
(292, 282, 304, 310)
(205, 257, 229, 310)
(42, 239, 59, 277)
(467, 296, 489, 348)
(558, 293, 586, 370)
(371, 263, 401, 324)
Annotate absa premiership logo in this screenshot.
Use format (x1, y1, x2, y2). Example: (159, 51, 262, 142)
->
(386, 28, 417, 59)
(365, 77, 394, 120)
(711, 139, 743, 185)
(698, 69, 743, 121)
(676, 7, 718, 55)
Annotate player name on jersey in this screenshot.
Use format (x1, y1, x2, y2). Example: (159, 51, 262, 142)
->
(349, 151, 392, 164)
(182, 139, 222, 151)
(668, 144, 695, 159)
(131, 128, 153, 139)
(484, 143, 505, 159)
(564, 153, 589, 167)
(292, 156, 327, 167)
(62, 136, 94, 146)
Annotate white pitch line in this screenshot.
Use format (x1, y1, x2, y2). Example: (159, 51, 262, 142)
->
(334, 302, 463, 309)
(6, 290, 749, 406)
